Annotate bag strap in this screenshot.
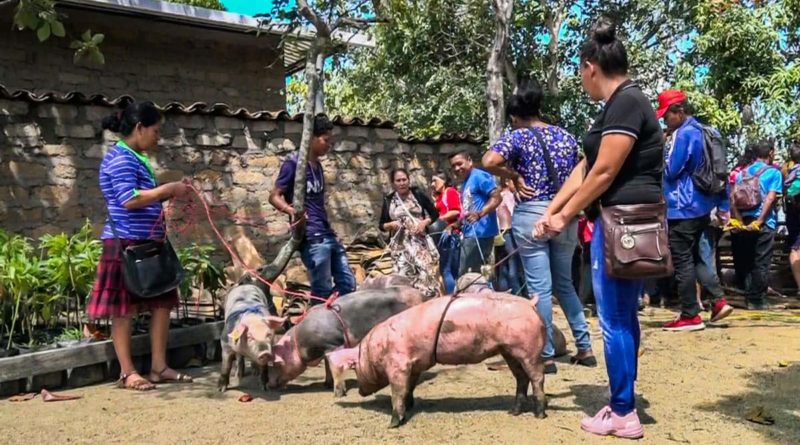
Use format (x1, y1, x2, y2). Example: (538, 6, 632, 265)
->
(530, 127, 561, 192)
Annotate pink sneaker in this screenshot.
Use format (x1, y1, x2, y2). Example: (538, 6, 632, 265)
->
(581, 406, 644, 439)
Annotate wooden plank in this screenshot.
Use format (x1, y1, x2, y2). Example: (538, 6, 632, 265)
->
(0, 321, 223, 382)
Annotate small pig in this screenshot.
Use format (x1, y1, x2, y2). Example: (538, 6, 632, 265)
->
(218, 284, 285, 392)
(327, 293, 547, 427)
(266, 286, 425, 395)
(358, 274, 414, 291)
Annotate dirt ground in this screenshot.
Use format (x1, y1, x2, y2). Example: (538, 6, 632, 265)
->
(2, 307, 799, 445)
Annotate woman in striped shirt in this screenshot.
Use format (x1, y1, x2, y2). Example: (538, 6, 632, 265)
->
(87, 102, 191, 391)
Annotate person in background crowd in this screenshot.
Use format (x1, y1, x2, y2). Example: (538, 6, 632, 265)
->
(656, 89, 733, 331)
(431, 171, 462, 294)
(494, 179, 527, 296)
(784, 143, 800, 295)
(483, 79, 594, 375)
(449, 151, 502, 276)
(89, 102, 193, 391)
(379, 168, 440, 298)
(731, 141, 782, 310)
(270, 115, 356, 304)
(728, 147, 755, 290)
(535, 20, 663, 438)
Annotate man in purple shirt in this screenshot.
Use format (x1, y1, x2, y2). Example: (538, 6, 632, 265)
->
(269, 115, 355, 304)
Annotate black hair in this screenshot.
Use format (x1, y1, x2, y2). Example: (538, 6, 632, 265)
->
(313, 114, 334, 136)
(506, 79, 544, 119)
(448, 151, 472, 162)
(737, 146, 755, 168)
(667, 100, 693, 116)
(790, 143, 800, 164)
(102, 101, 162, 136)
(390, 168, 410, 182)
(751, 140, 774, 160)
(580, 19, 629, 76)
(432, 170, 452, 187)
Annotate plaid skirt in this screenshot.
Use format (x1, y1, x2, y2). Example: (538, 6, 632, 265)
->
(87, 239, 179, 320)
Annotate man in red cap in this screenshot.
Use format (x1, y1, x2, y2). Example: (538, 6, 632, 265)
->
(657, 89, 734, 331)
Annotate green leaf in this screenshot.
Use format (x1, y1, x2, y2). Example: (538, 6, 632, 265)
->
(73, 48, 86, 64)
(82, 29, 92, 42)
(89, 47, 105, 65)
(91, 33, 105, 45)
(51, 20, 65, 38)
(37, 23, 51, 42)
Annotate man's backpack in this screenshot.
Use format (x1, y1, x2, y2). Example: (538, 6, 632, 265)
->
(732, 166, 771, 211)
(691, 123, 728, 195)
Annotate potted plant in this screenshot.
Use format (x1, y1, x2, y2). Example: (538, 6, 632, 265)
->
(177, 244, 225, 325)
(0, 233, 41, 355)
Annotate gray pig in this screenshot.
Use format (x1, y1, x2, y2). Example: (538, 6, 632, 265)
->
(266, 286, 425, 396)
(218, 284, 285, 392)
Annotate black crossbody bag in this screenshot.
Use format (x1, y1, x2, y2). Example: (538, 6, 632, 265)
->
(107, 212, 184, 299)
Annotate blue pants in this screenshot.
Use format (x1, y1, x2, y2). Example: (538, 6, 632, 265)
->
(592, 219, 643, 415)
(495, 230, 527, 296)
(437, 232, 461, 294)
(513, 201, 591, 359)
(300, 235, 356, 304)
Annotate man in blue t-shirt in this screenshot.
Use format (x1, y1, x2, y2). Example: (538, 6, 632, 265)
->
(731, 140, 782, 310)
(270, 115, 356, 304)
(449, 151, 501, 277)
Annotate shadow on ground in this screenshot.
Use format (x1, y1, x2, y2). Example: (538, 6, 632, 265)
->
(697, 363, 800, 445)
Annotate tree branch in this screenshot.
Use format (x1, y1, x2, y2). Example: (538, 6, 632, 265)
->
(297, 0, 331, 37)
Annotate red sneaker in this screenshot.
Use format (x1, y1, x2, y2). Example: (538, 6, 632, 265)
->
(662, 315, 705, 332)
(710, 298, 734, 323)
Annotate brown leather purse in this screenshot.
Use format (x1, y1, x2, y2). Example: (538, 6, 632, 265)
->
(599, 202, 673, 280)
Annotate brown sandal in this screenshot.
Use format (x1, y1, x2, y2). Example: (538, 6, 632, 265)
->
(149, 367, 193, 384)
(118, 372, 156, 391)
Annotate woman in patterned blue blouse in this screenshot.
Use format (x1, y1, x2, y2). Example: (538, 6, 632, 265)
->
(483, 80, 594, 374)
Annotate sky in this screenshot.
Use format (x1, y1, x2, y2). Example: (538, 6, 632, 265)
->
(221, 0, 280, 16)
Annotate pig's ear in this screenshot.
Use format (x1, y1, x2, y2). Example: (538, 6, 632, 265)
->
(230, 325, 249, 344)
(265, 315, 286, 330)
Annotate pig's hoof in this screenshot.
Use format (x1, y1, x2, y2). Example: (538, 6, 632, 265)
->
(509, 406, 523, 416)
(389, 414, 405, 428)
(533, 406, 547, 419)
(217, 378, 229, 393)
(333, 387, 347, 398)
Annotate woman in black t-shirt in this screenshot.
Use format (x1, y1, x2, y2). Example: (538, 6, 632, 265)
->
(535, 20, 663, 439)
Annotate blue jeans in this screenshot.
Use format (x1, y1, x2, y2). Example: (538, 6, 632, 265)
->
(300, 235, 356, 304)
(437, 233, 461, 295)
(592, 219, 643, 416)
(495, 230, 527, 296)
(512, 201, 591, 359)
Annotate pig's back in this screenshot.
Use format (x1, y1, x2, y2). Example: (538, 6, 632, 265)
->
(224, 284, 268, 316)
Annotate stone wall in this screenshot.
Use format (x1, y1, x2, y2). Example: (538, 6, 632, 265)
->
(0, 7, 285, 111)
(0, 98, 482, 262)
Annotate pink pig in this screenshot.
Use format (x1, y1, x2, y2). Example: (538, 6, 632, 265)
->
(327, 293, 547, 428)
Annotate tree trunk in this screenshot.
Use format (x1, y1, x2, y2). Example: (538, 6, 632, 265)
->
(247, 38, 326, 287)
(543, 1, 566, 97)
(487, 0, 514, 143)
(314, 51, 326, 113)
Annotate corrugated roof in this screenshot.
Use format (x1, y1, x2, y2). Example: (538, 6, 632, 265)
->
(0, 84, 394, 128)
(0, 85, 483, 143)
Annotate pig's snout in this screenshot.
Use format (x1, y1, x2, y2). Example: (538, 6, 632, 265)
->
(257, 350, 272, 366)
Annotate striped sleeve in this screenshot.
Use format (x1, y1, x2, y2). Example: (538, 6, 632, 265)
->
(107, 152, 141, 205)
(601, 93, 644, 140)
